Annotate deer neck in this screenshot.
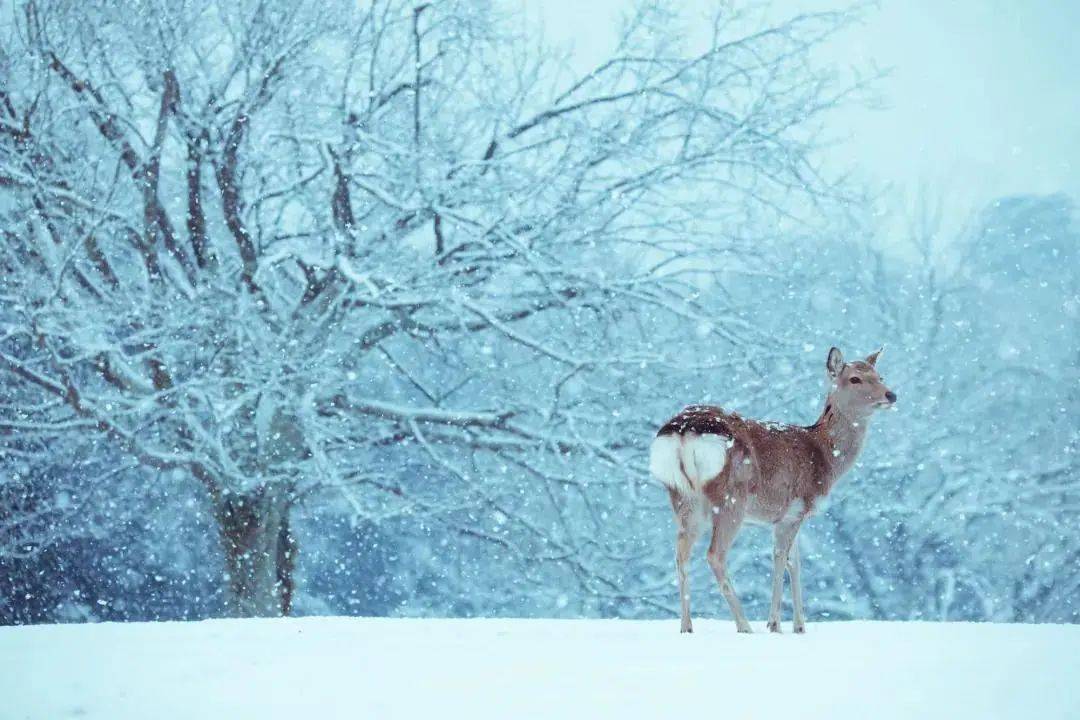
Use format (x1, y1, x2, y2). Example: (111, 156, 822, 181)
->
(812, 400, 869, 485)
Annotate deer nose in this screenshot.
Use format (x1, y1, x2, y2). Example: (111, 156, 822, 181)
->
(885, 390, 897, 403)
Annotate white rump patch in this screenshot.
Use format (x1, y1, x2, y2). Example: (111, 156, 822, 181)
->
(649, 432, 733, 494)
(686, 434, 732, 487)
(649, 434, 688, 492)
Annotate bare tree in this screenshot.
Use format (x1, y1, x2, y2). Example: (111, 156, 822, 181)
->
(1, 0, 868, 616)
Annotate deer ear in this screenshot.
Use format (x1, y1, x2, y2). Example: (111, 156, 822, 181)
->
(866, 346, 884, 367)
(826, 347, 844, 378)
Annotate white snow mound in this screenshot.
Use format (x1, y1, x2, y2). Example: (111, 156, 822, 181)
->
(2, 618, 1077, 720)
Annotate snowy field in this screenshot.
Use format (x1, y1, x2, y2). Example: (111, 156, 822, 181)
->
(2, 618, 1077, 720)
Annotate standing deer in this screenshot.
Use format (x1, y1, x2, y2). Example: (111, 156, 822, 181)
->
(650, 347, 895, 634)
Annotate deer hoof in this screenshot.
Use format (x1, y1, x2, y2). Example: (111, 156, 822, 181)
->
(767, 620, 782, 633)
(737, 624, 753, 634)
(680, 624, 693, 634)
(793, 623, 806, 634)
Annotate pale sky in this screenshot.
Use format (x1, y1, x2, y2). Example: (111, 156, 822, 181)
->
(523, 0, 1080, 215)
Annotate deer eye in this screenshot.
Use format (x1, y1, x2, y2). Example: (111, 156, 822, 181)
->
(849, 377, 862, 384)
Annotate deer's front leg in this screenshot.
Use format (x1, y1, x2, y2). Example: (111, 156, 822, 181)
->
(787, 538, 806, 633)
(767, 518, 802, 633)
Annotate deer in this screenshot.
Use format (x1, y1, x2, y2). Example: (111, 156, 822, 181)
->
(649, 346, 896, 634)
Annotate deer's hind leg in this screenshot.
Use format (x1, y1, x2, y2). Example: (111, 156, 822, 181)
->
(669, 487, 703, 633)
(703, 478, 752, 633)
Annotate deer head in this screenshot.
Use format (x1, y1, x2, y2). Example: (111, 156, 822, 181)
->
(825, 346, 896, 417)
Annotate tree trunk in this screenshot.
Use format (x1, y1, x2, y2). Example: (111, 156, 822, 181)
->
(217, 487, 296, 617)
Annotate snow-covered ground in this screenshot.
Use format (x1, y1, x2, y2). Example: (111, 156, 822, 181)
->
(2, 618, 1077, 720)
